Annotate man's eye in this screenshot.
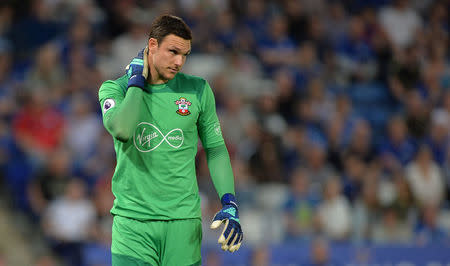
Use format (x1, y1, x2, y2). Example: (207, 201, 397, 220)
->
(170, 50, 177, 54)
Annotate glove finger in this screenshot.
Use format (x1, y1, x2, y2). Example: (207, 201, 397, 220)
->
(210, 211, 225, 229)
(210, 220, 223, 229)
(234, 241, 242, 252)
(224, 228, 236, 249)
(218, 219, 229, 244)
(228, 230, 239, 248)
(137, 48, 145, 59)
(229, 227, 243, 252)
(231, 234, 243, 252)
(221, 228, 235, 251)
(142, 46, 149, 79)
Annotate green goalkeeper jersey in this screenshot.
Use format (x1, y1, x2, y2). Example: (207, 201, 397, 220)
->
(98, 73, 224, 220)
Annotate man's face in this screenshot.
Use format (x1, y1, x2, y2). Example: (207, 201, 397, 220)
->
(148, 34, 191, 83)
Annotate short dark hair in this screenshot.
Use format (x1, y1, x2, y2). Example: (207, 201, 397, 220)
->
(148, 15, 192, 43)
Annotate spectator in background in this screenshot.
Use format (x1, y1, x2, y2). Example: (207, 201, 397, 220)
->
(213, 10, 237, 51)
(341, 154, 366, 204)
(304, 142, 336, 191)
(293, 41, 322, 91)
(306, 15, 329, 61)
(317, 176, 351, 241)
(283, 0, 308, 44)
(232, 158, 256, 209)
(444, 146, 450, 204)
(415, 204, 448, 245)
(404, 90, 430, 139)
(251, 246, 271, 266)
(90, 174, 114, 246)
(323, 2, 348, 45)
(109, 8, 152, 77)
(0, 39, 13, 93)
(352, 177, 381, 242)
(249, 132, 284, 183)
(325, 117, 345, 172)
(282, 125, 308, 176)
(345, 119, 375, 163)
(284, 168, 321, 241)
(59, 18, 95, 69)
(406, 144, 444, 208)
(378, 115, 416, 172)
(253, 91, 288, 138)
(64, 93, 102, 161)
(332, 94, 359, 146)
(378, 0, 422, 49)
(12, 88, 65, 164)
(27, 148, 72, 218)
(257, 15, 296, 74)
(0, 3, 12, 37)
(242, 0, 268, 44)
(33, 253, 59, 266)
(371, 205, 413, 244)
(388, 44, 422, 102)
(8, 0, 64, 60)
(334, 15, 375, 83)
(302, 237, 333, 266)
(390, 172, 415, 225)
(308, 78, 335, 125)
(25, 42, 66, 104)
(42, 178, 95, 266)
(422, 40, 448, 105)
(427, 109, 449, 166)
(218, 91, 257, 155)
(275, 69, 300, 123)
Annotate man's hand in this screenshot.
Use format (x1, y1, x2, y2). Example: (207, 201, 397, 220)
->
(210, 193, 243, 252)
(126, 47, 149, 90)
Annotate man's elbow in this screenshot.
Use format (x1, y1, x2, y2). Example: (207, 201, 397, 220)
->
(105, 120, 131, 142)
(113, 130, 131, 142)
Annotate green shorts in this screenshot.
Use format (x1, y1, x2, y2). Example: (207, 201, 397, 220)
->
(111, 215, 202, 266)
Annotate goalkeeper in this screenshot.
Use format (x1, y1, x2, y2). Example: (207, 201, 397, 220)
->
(98, 15, 243, 266)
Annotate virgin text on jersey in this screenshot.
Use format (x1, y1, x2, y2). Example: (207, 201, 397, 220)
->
(133, 122, 184, 152)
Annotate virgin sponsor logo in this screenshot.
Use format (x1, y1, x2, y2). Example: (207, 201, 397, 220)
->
(134, 122, 184, 152)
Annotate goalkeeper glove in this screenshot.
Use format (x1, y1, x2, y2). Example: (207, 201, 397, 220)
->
(126, 47, 149, 90)
(210, 193, 243, 252)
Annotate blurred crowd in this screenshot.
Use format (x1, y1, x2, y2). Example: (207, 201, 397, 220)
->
(0, 0, 449, 265)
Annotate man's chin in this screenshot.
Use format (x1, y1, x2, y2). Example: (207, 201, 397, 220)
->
(165, 72, 177, 80)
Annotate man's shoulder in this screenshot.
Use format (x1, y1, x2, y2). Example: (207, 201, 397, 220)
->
(175, 72, 207, 88)
(98, 75, 127, 97)
(100, 74, 127, 90)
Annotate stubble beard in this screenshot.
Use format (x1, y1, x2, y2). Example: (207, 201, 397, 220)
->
(154, 64, 172, 83)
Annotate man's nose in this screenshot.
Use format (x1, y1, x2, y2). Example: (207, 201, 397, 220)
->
(174, 55, 183, 67)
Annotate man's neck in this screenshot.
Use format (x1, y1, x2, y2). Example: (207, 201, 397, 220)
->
(148, 65, 168, 85)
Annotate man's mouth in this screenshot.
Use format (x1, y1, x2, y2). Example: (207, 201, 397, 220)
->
(169, 67, 178, 73)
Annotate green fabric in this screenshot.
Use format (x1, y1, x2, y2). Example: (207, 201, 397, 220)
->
(205, 145, 235, 199)
(112, 215, 202, 266)
(112, 253, 153, 266)
(98, 73, 225, 220)
(101, 84, 144, 142)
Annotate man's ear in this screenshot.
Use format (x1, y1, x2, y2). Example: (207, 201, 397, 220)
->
(148, 38, 158, 54)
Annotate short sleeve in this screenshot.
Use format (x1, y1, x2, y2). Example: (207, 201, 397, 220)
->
(197, 81, 225, 148)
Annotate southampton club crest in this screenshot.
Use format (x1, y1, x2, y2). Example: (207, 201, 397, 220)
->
(175, 97, 192, 116)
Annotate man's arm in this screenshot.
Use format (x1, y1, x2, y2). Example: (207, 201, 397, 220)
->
(197, 81, 243, 252)
(204, 144, 235, 198)
(102, 87, 144, 142)
(100, 48, 149, 142)
(197, 81, 235, 197)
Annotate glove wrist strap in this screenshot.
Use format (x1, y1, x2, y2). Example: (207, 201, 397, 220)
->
(127, 75, 146, 90)
(221, 193, 237, 208)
